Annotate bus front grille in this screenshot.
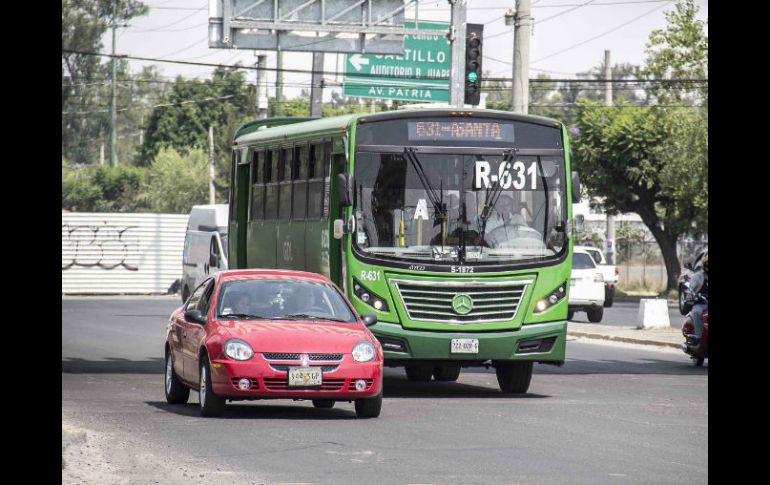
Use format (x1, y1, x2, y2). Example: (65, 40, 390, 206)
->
(391, 278, 531, 324)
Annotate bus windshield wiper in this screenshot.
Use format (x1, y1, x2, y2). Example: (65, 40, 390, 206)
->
(217, 313, 266, 320)
(278, 313, 348, 323)
(403, 147, 446, 220)
(477, 148, 517, 243)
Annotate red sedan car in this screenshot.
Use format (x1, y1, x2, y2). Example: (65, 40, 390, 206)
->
(164, 269, 383, 418)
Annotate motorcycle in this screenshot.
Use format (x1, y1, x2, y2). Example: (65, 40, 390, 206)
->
(681, 286, 708, 366)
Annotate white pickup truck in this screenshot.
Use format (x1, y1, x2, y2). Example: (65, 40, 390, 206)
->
(574, 245, 619, 307)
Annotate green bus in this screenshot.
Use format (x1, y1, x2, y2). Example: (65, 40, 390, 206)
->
(228, 109, 580, 393)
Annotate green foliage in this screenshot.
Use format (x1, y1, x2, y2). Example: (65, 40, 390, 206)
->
(62, 159, 147, 212)
(140, 148, 209, 214)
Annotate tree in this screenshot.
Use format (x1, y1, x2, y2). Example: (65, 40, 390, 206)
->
(62, 158, 147, 212)
(140, 148, 208, 213)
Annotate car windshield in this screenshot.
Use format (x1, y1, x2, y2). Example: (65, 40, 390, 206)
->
(572, 253, 596, 269)
(215, 279, 357, 322)
(353, 152, 567, 264)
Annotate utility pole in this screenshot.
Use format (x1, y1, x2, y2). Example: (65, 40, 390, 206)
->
(256, 54, 268, 119)
(603, 49, 616, 265)
(209, 126, 216, 205)
(110, 0, 118, 166)
(448, 0, 467, 107)
(275, 51, 284, 116)
(310, 51, 324, 117)
(511, 0, 532, 114)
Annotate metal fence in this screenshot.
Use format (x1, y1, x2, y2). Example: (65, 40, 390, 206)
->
(62, 212, 189, 294)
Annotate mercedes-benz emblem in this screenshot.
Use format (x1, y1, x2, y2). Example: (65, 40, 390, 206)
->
(452, 294, 474, 315)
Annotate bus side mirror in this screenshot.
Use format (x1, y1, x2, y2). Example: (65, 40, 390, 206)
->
(571, 171, 581, 203)
(337, 173, 354, 207)
(361, 314, 377, 326)
(333, 219, 345, 240)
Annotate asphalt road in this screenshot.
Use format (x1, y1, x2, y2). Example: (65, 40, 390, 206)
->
(569, 300, 683, 328)
(62, 298, 707, 485)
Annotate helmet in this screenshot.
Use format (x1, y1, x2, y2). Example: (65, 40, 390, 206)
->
(701, 254, 708, 273)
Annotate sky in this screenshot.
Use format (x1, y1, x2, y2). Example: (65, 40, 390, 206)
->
(108, 0, 708, 102)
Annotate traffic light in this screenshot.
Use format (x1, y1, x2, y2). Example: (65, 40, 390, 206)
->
(464, 23, 484, 105)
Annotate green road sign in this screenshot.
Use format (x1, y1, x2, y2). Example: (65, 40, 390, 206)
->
(343, 21, 449, 103)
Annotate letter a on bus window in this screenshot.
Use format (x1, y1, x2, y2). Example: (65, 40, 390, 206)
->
(414, 199, 430, 220)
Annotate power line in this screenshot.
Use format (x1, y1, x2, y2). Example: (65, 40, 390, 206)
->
(126, 7, 205, 33)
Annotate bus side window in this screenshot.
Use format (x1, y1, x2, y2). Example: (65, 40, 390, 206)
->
(250, 150, 264, 221)
(228, 150, 237, 223)
(293, 144, 308, 220)
(322, 139, 332, 218)
(264, 149, 278, 220)
(307, 142, 322, 219)
(279, 147, 293, 220)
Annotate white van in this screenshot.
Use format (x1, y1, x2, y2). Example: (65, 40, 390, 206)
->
(181, 204, 229, 303)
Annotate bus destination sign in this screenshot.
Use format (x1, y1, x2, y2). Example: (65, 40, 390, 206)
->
(407, 121, 514, 142)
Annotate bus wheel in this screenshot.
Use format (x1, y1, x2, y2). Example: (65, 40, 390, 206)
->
(495, 361, 533, 394)
(405, 364, 433, 381)
(433, 365, 461, 382)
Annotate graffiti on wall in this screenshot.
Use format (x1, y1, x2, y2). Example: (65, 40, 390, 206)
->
(62, 223, 140, 271)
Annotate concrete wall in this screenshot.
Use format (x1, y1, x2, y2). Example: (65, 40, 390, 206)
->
(62, 212, 189, 294)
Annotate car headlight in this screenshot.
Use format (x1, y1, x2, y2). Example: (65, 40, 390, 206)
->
(352, 341, 376, 362)
(533, 281, 567, 314)
(223, 339, 253, 361)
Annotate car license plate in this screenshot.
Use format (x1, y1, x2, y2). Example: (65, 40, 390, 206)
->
(288, 367, 322, 387)
(451, 338, 479, 354)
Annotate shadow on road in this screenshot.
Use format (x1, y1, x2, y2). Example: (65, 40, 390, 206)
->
(382, 375, 549, 399)
(146, 401, 360, 420)
(62, 357, 164, 374)
(531, 358, 708, 376)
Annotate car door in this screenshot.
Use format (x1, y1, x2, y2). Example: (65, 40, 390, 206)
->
(179, 279, 210, 383)
(184, 278, 216, 385)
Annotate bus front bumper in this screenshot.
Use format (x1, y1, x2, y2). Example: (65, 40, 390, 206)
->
(368, 320, 567, 364)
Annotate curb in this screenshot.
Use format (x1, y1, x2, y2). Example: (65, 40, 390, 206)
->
(567, 330, 681, 349)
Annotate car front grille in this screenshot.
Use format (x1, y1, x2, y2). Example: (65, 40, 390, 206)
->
(269, 364, 339, 373)
(262, 353, 343, 361)
(391, 278, 532, 323)
(262, 378, 345, 391)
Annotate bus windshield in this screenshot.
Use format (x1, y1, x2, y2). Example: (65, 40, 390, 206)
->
(353, 151, 567, 265)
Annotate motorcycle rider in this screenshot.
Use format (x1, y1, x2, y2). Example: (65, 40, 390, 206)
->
(688, 254, 708, 344)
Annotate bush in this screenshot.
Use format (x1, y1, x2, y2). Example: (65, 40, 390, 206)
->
(140, 148, 209, 214)
(62, 160, 147, 212)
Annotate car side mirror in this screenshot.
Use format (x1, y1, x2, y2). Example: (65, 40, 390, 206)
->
(209, 252, 219, 267)
(337, 173, 353, 207)
(184, 309, 206, 324)
(361, 314, 377, 327)
(571, 171, 581, 203)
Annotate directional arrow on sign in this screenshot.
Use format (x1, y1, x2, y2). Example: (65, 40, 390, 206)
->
(348, 54, 370, 72)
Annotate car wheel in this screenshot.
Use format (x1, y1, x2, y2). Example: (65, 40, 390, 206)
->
(405, 364, 433, 381)
(433, 365, 461, 382)
(182, 286, 191, 304)
(312, 400, 335, 409)
(587, 307, 604, 323)
(603, 287, 614, 308)
(199, 356, 226, 417)
(567, 310, 575, 321)
(354, 393, 382, 419)
(495, 361, 533, 394)
(165, 352, 190, 404)
(692, 356, 705, 367)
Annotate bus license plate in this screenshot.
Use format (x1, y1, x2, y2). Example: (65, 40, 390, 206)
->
(451, 339, 479, 354)
(288, 367, 322, 386)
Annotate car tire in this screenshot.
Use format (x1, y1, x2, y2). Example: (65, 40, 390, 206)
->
(567, 310, 575, 321)
(692, 356, 705, 367)
(405, 364, 433, 381)
(199, 356, 226, 417)
(182, 285, 191, 304)
(587, 307, 604, 323)
(495, 361, 533, 394)
(312, 400, 335, 409)
(603, 287, 614, 308)
(165, 352, 190, 404)
(354, 393, 382, 419)
(433, 365, 461, 382)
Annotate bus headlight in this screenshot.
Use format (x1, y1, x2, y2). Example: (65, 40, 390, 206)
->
(533, 282, 567, 314)
(352, 278, 389, 312)
(352, 341, 376, 362)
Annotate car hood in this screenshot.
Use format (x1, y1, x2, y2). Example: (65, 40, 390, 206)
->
(218, 319, 372, 353)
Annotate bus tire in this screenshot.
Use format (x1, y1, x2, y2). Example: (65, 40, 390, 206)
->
(355, 393, 382, 418)
(405, 364, 433, 381)
(495, 361, 533, 394)
(433, 365, 461, 382)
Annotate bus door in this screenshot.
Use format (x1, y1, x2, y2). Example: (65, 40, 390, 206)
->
(232, 147, 250, 268)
